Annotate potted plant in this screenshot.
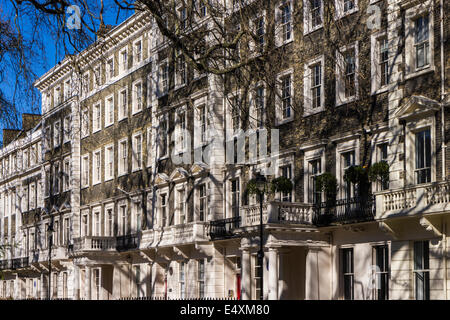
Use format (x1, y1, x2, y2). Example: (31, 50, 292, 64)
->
(368, 160, 390, 189)
(314, 173, 338, 226)
(344, 165, 370, 201)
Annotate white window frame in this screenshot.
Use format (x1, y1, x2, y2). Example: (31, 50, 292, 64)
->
(120, 47, 128, 74)
(118, 138, 128, 176)
(158, 115, 169, 159)
(81, 154, 90, 188)
(106, 55, 115, 82)
(105, 94, 115, 127)
(81, 108, 89, 138)
(304, 55, 325, 116)
(404, 1, 435, 79)
(175, 106, 188, 154)
(303, 146, 326, 204)
(336, 42, 359, 106)
(92, 206, 101, 237)
(133, 37, 143, 66)
(250, 82, 266, 129)
(132, 80, 143, 115)
(92, 149, 102, 185)
(371, 31, 391, 94)
(53, 120, 61, 148)
(405, 117, 436, 185)
(82, 72, 90, 98)
(118, 201, 128, 236)
(54, 86, 61, 106)
(335, 0, 358, 19)
(159, 60, 169, 96)
(304, 0, 323, 34)
(64, 79, 71, 101)
(131, 197, 142, 233)
(194, 95, 208, 148)
(92, 102, 102, 133)
(175, 50, 187, 88)
(104, 203, 114, 237)
(175, 184, 186, 225)
(132, 132, 143, 172)
(276, 69, 294, 125)
(118, 86, 128, 121)
(335, 139, 360, 200)
(275, 0, 294, 47)
(63, 115, 71, 143)
(104, 144, 115, 182)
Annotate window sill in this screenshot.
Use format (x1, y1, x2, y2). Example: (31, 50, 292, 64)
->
(92, 181, 101, 186)
(132, 168, 142, 173)
(92, 128, 101, 134)
(105, 122, 114, 128)
(276, 38, 293, 48)
(276, 117, 294, 126)
(404, 65, 435, 81)
(303, 107, 325, 117)
(371, 85, 390, 96)
(118, 172, 128, 178)
(105, 177, 114, 182)
(303, 25, 323, 36)
(132, 109, 143, 116)
(336, 96, 357, 107)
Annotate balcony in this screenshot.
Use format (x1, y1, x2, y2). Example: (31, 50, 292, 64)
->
(312, 196, 376, 227)
(116, 234, 139, 251)
(209, 217, 241, 240)
(73, 236, 117, 253)
(141, 222, 208, 248)
(208, 202, 314, 240)
(0, 257, 29, 270)
(11, 257, 29, 269)
(376, 181, 450, 219)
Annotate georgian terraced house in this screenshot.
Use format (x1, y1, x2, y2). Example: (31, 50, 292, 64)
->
(0, 0, 449, 300)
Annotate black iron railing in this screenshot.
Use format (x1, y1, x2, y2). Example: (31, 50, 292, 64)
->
(209, 217, 241, 240)
(116, 234, 139, 251)
(11, 257, 29, 269)
(0, 257, 29, 270)
(0, 259, 9, 270)
(313, 196, 376, 226)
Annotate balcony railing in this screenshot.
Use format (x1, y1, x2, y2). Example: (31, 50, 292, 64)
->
(0, 257, 29, 270)
(73, 236, 116, 252)
(209, 217, 241, 240)
(11, 257, 29, 269)
(313, 196, 376, 226)
(0, 259, 9, 270)
(141, 222, 208, 248)
(208, 202, 314, 240)
(116, 234, 139, 251)
(376, 181, 450, 218)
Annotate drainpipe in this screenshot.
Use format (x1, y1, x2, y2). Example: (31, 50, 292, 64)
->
(440, 0, 447, 181)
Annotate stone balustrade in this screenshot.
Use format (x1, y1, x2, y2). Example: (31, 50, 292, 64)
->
(376, 181, 450, 218)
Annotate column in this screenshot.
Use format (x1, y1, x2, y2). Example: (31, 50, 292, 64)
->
(40, 273, 45, 299)
(146, 263, 153, 298)
(268, 247, 279, 300)
(241, 248, 251, 300)
(85, 266, 91, 300)
(305, 248, 319, 300)
(73, 265, 80, 300)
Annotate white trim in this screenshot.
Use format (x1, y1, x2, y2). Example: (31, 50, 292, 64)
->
(276, 68, 294, 125)
(304, 55, 325, 116)
(104, 143, 115, 182)
(118, 138, 128, 176)
(105, 94, 115, 127)
(92, 148, 102, 185)
(132, 131, 143, 172)
(335, 42, 359, 106)
(304, 0, 324, 35)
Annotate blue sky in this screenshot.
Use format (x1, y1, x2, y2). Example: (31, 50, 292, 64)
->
(0, 1, 133, 143)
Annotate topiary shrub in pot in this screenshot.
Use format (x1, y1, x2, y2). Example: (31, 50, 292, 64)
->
(314, 173, 338, 225)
